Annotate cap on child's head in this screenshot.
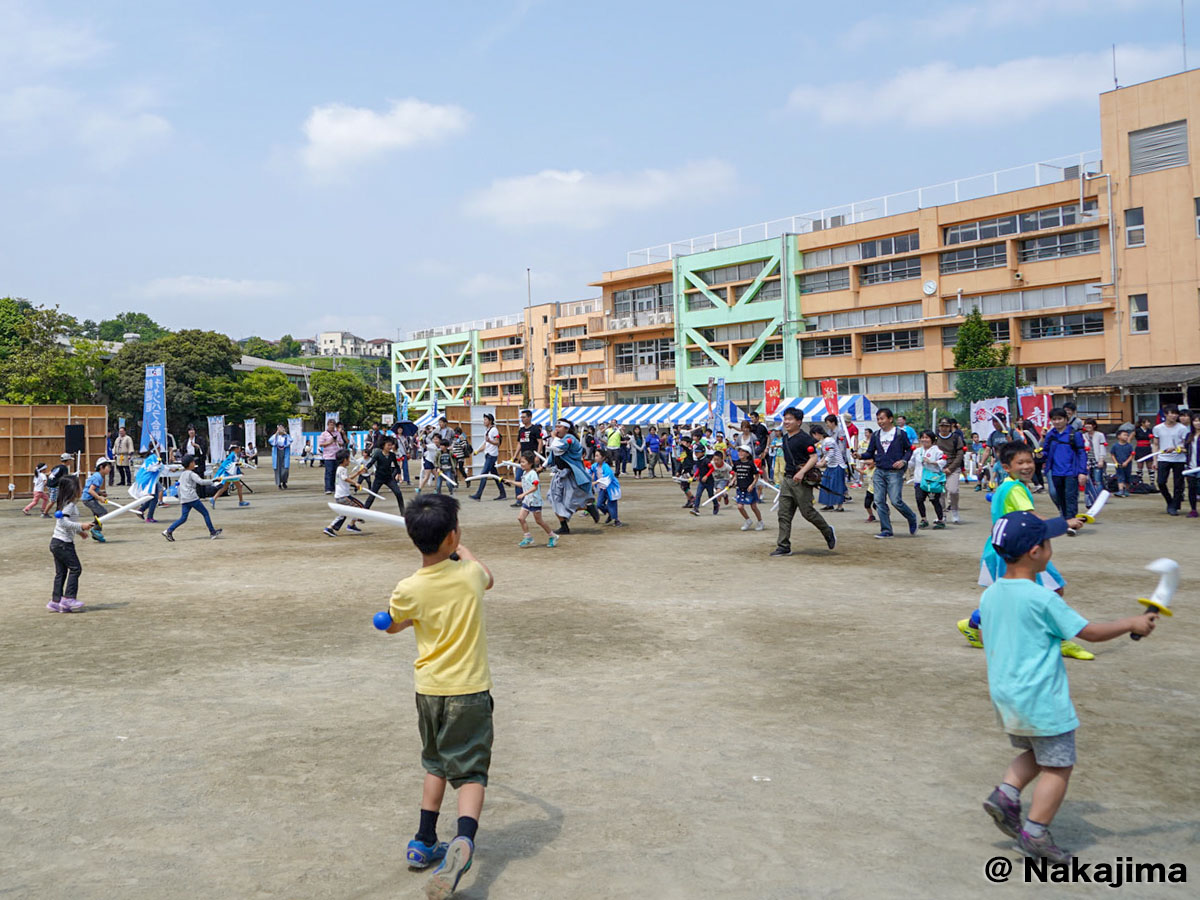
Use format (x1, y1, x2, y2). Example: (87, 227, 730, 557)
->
(990, 511, 1069, 562)
(60, 452, 73, 461)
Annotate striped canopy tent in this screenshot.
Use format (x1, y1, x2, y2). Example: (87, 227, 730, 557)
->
(763, 394, 874, 423)
(411, 409, 440, 429)
(528, 401, 745, 428)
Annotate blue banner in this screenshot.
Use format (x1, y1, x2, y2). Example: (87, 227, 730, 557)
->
(395, 384, 410, 422)
(431, 395, 439, 419)
(139, 364, 167, 453)
(715, 377, 726, 436)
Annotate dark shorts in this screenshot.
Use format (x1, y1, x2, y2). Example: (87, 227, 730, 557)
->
(520, 502, 542, 513)
(416, 690, 494, 787)
(423, 460, 436, 470)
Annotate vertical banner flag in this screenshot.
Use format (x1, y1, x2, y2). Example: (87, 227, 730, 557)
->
(431, 396, 439, 420)
(207, 416, 226, 464)
(715, 378, 726, 436)
(705, 376, 716, 431)
(550, 384, 561, 426)
(118, 417, 126, 429)
(394, 384, 405, 423)
(288, 417, 304, 456)
(820, 379, 839, 418)
(243, 418, 256, 451)
(970, 397, 1011, 442)
(1018, 392, 1052, 432)
(139, 364, 167, 453)
(764, 379, 781, 417)
(325, 411, 340, 427)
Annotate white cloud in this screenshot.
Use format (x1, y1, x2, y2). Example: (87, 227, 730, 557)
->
(475, 0, 542, 50)
(0, 1, 109, 74)
(300, 98, 470, 174)
(788, 45, 1177, 129)
(140, 276, 289, 300)
(464, 160, 737, 228)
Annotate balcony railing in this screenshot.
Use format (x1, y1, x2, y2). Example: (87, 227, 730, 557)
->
(588, 310, 675, 333)
(591, 366, 675, 387)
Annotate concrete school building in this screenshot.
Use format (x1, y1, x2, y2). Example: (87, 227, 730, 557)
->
(396, 68, 1200, 420)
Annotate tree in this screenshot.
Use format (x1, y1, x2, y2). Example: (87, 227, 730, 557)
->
(241, 336, 278, 360)
(107, 330, 240, 436)
(276, 334, 302, 358)
(195, 367, 300, 427)
(310, 370, 392, 428)
(0, 299, 103, 403)
(953, 309, 1015, 407)
(98, 311, 170, 343)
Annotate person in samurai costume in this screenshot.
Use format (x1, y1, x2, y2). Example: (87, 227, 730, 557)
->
(547, 417, 601, 535)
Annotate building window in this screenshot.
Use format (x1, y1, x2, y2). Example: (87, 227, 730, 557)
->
(800, 336, 853, 357)
(799, 268, 850, 294)
(754, 342, 785, 362)
(939, 243, 1007, 274)
(697, 260, 768, 286)
(948, 283, 1100, 316)
(615, 339, 674, 372)
(734, 279, 782, 303)
(481, 371, 521, 383)
(557, 325, 586, 338)
(941, 321, 1009, 346)
(552, 341, 576, 354)
(1129, 120, 1189, 175)
(580, 339, 605, 350)
(1021, 363, 1105, 387)
(1017, 229, 1100, 263)
(477, 351, 498, 364)
(858, 257, 921, 285)
(861, 329, 923, 353)
(1020, 312, 1104, 340)
(943, 201, 1098, 245)
(712, 321, 768, 342)
(479, 385, 499, 397)
(613, 282, 673, 317)
(1195, 198, 1200, 237)
(686, 290, 719, 311)
(501, 348, 522, 360)
(1124, 208, 1145, 247)
(859, 231, 919, 259)
(688, 350, 719, 368)
(1129, 294, 1149, 333)
(802, 377, 863, 396)
(803, 301, 922, 333)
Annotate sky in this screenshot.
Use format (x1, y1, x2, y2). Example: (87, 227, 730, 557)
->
(0, 0, 1193, 341)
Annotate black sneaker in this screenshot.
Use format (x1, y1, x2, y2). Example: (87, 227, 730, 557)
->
(825, 527, 837, 551)
(510, 501, 522, 508)
(554, 522, 571, 535)
(210, 528, 223, 540)
(162, 529, 174, 543)
(769, 547, 791, 557)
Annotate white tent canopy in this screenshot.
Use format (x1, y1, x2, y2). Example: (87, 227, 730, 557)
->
(525, 401, 746, 427)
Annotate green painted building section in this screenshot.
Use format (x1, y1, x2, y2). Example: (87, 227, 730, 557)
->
(392, 329, 478, 412)
(672, 237, 804, 405)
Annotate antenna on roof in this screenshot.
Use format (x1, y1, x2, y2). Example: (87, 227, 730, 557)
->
(1183, 0, 1189, 71)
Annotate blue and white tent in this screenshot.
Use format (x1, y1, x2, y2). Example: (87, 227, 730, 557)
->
(764, 394, 873, 422)
(528, 401, 746, 428)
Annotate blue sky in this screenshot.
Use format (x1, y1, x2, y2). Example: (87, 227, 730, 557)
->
(0, 0, 1191, 340)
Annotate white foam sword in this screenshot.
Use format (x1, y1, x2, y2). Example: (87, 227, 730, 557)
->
(1131, 558, 1178, 641)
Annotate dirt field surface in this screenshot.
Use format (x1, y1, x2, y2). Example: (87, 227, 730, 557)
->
(2, 466, 1197, 899)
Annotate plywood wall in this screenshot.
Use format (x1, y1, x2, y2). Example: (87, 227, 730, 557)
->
(0, 405, 109, 496)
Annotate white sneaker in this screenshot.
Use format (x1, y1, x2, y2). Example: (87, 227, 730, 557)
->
(755, 520, 764, 531)
(952, 512, 960, 524)
(740, 519, 753, 531)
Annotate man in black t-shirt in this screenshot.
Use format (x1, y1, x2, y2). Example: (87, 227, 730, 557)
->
(749, 412, 770, 457)
(771, 407, 836, 556)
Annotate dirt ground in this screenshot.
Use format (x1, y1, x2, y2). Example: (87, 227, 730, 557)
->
(1, 464, 1197, 899)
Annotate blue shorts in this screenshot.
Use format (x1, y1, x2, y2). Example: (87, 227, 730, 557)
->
(735, 489, 758, 505)
(521, 502, 542, 513)
(423, 460, 436, 470)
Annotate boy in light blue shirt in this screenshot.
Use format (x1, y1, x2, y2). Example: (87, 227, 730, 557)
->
(978, 511, 1157, 863)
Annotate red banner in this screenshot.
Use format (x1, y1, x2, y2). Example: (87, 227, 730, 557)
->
(820, 379, 839, 418)
(764, 380, 781, 416)
(1019, 393, 1052, 432)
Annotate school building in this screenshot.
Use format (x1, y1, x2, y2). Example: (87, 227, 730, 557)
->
(396, 68, 1200, 421)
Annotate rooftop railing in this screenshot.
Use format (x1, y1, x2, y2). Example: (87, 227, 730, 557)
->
(626, 150, 1103, 268)
(407, 313, 523, 341)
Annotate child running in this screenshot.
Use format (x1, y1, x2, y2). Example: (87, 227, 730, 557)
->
(515, 451, 556, 547)
(978, 510, 1157, 862)
(689, 445, 719, 516)
(592, 449, 624, 527)
(82, 458, 113, 543)
(23, 463, 51, 517)
(911, 431, 948, 529)
(710, 450, 733, 508)
(733, 444, 764, 531)
(957, 442, 1091, 660)
(675, 436, 695, 508)
(382, 494, 495, 898)
(163, 454, 223, 542)
(324, 449, 366, 537)
(46, 475, 92, 612)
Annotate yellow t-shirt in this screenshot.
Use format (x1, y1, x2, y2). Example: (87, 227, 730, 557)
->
(389, 558, 492, 696)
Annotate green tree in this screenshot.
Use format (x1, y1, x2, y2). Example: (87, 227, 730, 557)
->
(195, 367, 299, 426)
(276, 334, 302, 357)
(0, 299, 103, 403)
(107, 330, 240, 435)
(953, 309, 1015, 407)
(241, 336, 279, 360)
(98, 311, 170, 342)
(310, 369, 392, 428)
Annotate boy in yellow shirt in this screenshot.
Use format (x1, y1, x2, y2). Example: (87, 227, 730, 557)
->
(384, 494, 495, 899)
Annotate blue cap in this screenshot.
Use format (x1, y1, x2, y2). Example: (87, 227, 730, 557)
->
(990, 511, 1069, 561)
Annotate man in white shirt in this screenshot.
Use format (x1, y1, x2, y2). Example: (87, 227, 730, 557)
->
(1152, 404, 1189, 515)
(469, 413, 507, 501)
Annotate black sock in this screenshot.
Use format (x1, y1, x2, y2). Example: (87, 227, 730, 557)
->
(416, 809, 439, 844)
(457, 816, 478, 842)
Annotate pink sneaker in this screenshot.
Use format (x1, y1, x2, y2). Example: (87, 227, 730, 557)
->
(46, 600, 66, 613)
(60, 598, 84, 612)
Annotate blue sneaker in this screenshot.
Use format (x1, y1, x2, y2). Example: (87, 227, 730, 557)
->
(908, 517, 918, 535)
(238, 501, 250, 507)
(425, 836, 473, 898)
(406, 837, 447, 870)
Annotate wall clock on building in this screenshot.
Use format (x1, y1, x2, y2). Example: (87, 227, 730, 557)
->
(922, 280, 938, 296)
